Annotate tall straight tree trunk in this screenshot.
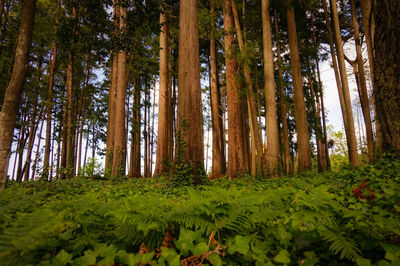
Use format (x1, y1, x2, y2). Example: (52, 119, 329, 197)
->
(261, 0, 280, 176)
(286, 4, 311, 172)
(105, 3, 120, 172)
(16, 116, 27, 182)
(315, 59, 331, 169)
(360, 0, 382, 153)
(0, 0, 36, 189)
(42, 44, 57, 179)
(31, 119, 44, 180)
(176, 0, 204, 184)
(231, 0, 263, 176)
(210, 0, 225, 175)
(154, 2, 171, 176)
(222, 0, 248, 178)
(112, 1, 127, 176)
(374, 1, 400, 156)
(330, 0, 359, 167)
(308, 61, 327, 172)
(350, 0, 373, 162)
(129, 76, 141, 178)
(23, 107, 44, 181)
(65, 51, 75, 177)
(274, 10, 290, 175)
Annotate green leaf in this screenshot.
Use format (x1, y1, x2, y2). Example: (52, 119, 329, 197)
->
(356, 257, 371, 266)
(274, 249, 291, 264)
(139, 252, 155, 263)
(175, 239, 194, 257)
(381, 243, 400, 262)
(52, 249, 72, 265)
(158, 247, 180, 266)
(227, 235, 250, 255)
(207, 253, 222, 266)
(116, 250, 141, 266)
(193, 242, 209, 256)
(72, 250, 96, 266)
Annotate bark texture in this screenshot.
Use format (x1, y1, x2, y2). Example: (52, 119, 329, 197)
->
(286, 5, 311, 172)
(350, 0, 374, 162)
(262, 0, 280, 176)
(154, 3, 171, 176)
(330, 0, 359, 167)
(210, 0, 225, 175)
(222, 0, 248, 178)
(112, 1, 128, 176)
(176, 0, 204, 183)
(0, 0, 37, 189)
(373, 1, 400, 156)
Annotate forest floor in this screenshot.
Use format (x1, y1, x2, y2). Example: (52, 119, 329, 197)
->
(0, 159, 400, 265)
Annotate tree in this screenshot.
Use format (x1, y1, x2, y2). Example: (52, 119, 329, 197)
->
(209, 0, 225, 176)
(154, 1, 171, 176)
(222, 0, 249, 178)
(176, 0, 204, 184)
(373, 1, 400, 156)
(286, 2, 311, 172)
(329, 0, 358, 167)
(350, 0, 373, 162)
(261, 0, 280, 176)
(0, 0, 37, 189)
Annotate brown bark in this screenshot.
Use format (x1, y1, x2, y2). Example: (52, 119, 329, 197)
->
(274, 10, 290, 175)
(129, 76, 141, 178)
(105, 3, 120, 172)
(286, 5, 311, 172)
(42, 44, 57, 179)
(222, 0, 248, 178)
(23, 106, 44, 181)
(176, 0, 204, 184)
(261, 0, 280, 176)
(360, 0, 382, 153)
(231, 0, 263, 176)
(210, 0, 226, 175)
(307, 61, 327, 172)
(31, 118, 44, 180)
(112, 1, 128, 176)
(154, 3, 171, 176)
(330, 0, 359, 167)
(373, 1, 400, 156)
(65, 51, 75, 177)
(0, 0, 36, 189)
(350, 0, 374, 162)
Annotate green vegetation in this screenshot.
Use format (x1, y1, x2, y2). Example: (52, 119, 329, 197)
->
(0, 159, 400, 265)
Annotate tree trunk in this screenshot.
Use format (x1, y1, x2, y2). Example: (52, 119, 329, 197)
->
(129, 76, 141, 178)
(105, 3, 120, 172)
(154, 3, 171, 176)
(0, 0, 36, 189)
(330, 0, 359, 167)
(31, 119, 44, 181)
(42, 44, 57, 179)
(176, 0, 204, 184)
(231, 0, 263, 176)
(350, 0, 374, 162)
(308, 60, 327, 172)
(360, 0, 382, 153)
(222, 0, 248, 178)
(262, 0, 280, 176)
(23, 107, 44, 181)
(373, 1, 400, 156)
(286, 5, 311, 172)
(112, 1, 127, 176)
(274, 10, 290, 175)
(210, 0, 226, 175)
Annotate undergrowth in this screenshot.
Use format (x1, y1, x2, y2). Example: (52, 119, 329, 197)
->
(0, 159, 399, 265)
